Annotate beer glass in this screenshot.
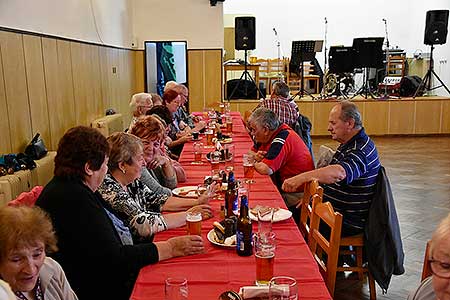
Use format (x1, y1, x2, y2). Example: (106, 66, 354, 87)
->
(210, 151, 221, 171)
(165, 277, 188, 300)
(268, 276, 298, 300)
(243, 153, 255, 183)
(224, 144, 235, 172)
(205, 129, 214, 147)
(186, 211, 202, 236)
(254, 232, 276, 286)
(226, 116, 233, 134)
(192, 142, 203, 165)
(258, 207, 274, 234)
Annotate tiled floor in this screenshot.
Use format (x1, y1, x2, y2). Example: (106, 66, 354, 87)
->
(311, 136, 450, 300)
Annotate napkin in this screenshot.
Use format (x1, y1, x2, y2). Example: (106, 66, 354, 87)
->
(239, 286, 269, 299)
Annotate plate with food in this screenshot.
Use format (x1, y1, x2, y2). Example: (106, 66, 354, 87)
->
(207, 229, 236, 248)
(207, 219, 238, 248)
(206, 151, 233, 162)
(249, 205, 292, 222)
(172, 186, 200, 198)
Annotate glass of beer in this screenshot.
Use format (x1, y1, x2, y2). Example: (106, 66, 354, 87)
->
(243, 153, 255, 184)
(192, 142, 203, 165)
(254, 232, 276, 286)
(165, 277, 188, 300)
(205, 129, 214, 146)
(224, 144, 235, 172)
(186, 211, 202, 236)
(226, 116, 233, 134)
(210, 151, 221, 171)
(268, 276, 298, 300)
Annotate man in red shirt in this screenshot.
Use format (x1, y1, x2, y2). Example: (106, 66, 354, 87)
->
(247, 108, 314, 221)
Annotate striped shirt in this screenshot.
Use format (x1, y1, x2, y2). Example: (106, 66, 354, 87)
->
(257, 97, 299, 128)
(323, 128, 380, 234)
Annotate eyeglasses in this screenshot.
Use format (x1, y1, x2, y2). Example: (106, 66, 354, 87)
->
(430, 258, 450, 279)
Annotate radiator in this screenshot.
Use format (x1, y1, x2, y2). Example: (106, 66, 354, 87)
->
(91, 114, 124, 137)
(0, 170, 33, 206)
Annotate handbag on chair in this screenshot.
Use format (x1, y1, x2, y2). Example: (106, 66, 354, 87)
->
(25, 133, 48, 160)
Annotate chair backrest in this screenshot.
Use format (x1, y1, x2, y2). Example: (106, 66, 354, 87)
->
(308, 196, 343, 296)
(421, 240, 432, 281)
(256, 58, 269, 77)
(387, 54, 406, 77)
(299, 180, 323, 240)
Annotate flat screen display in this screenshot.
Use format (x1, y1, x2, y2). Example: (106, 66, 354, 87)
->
(144, 41, 188, 95)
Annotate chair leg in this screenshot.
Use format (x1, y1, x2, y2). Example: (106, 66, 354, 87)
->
(368, 271, 376, 300)
(356, 246, 363, 280)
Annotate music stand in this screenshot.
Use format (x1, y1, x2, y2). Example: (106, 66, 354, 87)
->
(290, 40, 323, 100)
(351, 37, 384, 99)
(328, 46, 355, 98)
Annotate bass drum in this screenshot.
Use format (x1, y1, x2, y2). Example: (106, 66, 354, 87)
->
(339, 72, 355, 94)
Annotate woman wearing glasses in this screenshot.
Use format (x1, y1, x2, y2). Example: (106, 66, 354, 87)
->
(408, 213, 450, 300)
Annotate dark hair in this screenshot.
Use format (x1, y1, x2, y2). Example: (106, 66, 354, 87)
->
(130, 115, 165, 141)
(107, 132, 143, 172)
(162, 90, 180, 105)
(272, 81, 290, 98)
(54, 126, 109, 180)
(147, 105, 173, 126)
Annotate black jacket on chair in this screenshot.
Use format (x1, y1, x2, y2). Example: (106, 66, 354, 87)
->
(364, 166, 405, 292)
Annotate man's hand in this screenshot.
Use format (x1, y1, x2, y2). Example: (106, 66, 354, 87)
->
(254, 150, 267, 162)
(187, 204, 213, 220)
(282, 175, 304, 193)
(167, 235, 205, 257)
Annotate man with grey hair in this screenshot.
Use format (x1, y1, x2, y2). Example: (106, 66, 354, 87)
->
(256, 81, 299, 128)
(283, 101, 380, 236)
(247, 107, 314, 220)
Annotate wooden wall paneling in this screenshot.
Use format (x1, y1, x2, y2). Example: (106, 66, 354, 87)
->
(389, 101, 415, 134)
(312, 101, 335, 135)
(0, 38, 13, 154)
(297, 101, 313, 121)
(224, 28, 235, 61)
(442, 100, 450, 133)
(108, 48, 120, 114)
(204, 49, 223, 106)
(89, 44, 103, 120)
(134, 50, 145, 93)
(0, 31, 32, 153)
(364, 101, 389, 135)
(188, 50, 205, 113)
(99, 46, 112, 111)
(236, 102, 258, 116)
(70, 42, 90, 126)
(22, 35, 52, 147)
(415, 100, 441, 134)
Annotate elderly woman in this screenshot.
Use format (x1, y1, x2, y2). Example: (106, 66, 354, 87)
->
(0, 206, 78, 300)
(150, 93, 163, 106)
(163, 90, 192, 156)
(128, 92, 153, 131)
(408, 212, 450, 300)
(36, 126, 205, 300)
(98, 132, 212, 243)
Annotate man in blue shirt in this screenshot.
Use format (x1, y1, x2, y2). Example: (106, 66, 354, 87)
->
(282, 101, 380, 236)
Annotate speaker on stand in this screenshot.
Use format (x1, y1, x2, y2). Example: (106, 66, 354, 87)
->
(414, 10, 450, 97)
(227, 17, 263, 100)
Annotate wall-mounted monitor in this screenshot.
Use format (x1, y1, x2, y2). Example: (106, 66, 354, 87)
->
(144, 41, 188, 95)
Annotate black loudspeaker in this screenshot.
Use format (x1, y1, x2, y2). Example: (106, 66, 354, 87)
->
(226, 79, 257, 99)
(235, 17, 256, 50)
(400, 76, 423, 97)
(424, 10, 449, 45)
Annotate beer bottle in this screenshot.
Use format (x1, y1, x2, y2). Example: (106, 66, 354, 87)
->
(236, 195, 252, 256)
(225, 180, 236, 217)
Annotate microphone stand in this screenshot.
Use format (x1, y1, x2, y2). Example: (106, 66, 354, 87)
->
(320, 17, 329, 98)
(381, 18, 390, 99)
(273, 28, 282, 82)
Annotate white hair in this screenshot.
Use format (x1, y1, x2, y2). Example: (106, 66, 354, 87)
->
(129, 93, 152, 114)
(164, 81, 178, 92)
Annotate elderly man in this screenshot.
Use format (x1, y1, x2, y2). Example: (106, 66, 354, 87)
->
(283, 101, 380, 236)
(128, 92, 153, 131)
(247, 107, 314, 219)
(256, 81, 299, 128)
(171, 83, 206, 132)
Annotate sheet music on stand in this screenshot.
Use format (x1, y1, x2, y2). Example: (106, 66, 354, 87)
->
(290, 40, 323, 99)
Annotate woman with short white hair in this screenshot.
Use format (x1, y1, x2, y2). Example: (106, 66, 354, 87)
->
(128, 92, 153, 131)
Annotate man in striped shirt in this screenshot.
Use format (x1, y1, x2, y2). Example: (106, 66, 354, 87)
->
(282, 101, 380, 236)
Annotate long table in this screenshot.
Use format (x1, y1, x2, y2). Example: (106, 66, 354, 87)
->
(131, 112, 331, 300)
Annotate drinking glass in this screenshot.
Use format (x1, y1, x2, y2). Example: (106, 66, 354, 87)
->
(258, 207, 274, 234)
(243, 153, 255, 184)
(224, 144, 235, 172)
(254, 232, 276, 286)
(268, 276, 298, 300)
(186, 211, 202, 236)
(165, 277, 188, 300)
(226, 116, 233, 134)
(192, 142, 203, 165)
(205, 128, 214, 147)
(210, 151, 221, 171)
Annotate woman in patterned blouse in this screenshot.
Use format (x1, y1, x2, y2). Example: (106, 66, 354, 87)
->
(98, 132, 212, 243)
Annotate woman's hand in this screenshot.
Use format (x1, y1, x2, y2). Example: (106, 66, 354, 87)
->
(167, 235, 205, 257)
(197, 182, 217, 205)
(188, 204, 213, 220)
(148, 151, 170, 169)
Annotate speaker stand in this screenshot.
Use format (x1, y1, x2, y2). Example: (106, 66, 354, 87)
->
(351, 68, 377, 99)
(414, 44, 450, 98)
(227, 50, 263, 100)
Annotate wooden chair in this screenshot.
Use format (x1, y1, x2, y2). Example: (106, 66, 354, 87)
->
(308, 195, 343, 296)
(266, 58, 286, 93)
(298, 179, 323, 241)
(387, 54, 406, 77)
(286, 59, 320, 95)
(256, 58, 270, 94)
(421, 240, 432, 281)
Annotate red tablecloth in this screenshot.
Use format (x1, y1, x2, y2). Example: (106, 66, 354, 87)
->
(131, 112, 331, 300)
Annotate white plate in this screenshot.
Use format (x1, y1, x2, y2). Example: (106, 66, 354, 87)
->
(172, 186, 199, 198)
(249, 208, 292, 223)
(207, 229, 236, 248)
